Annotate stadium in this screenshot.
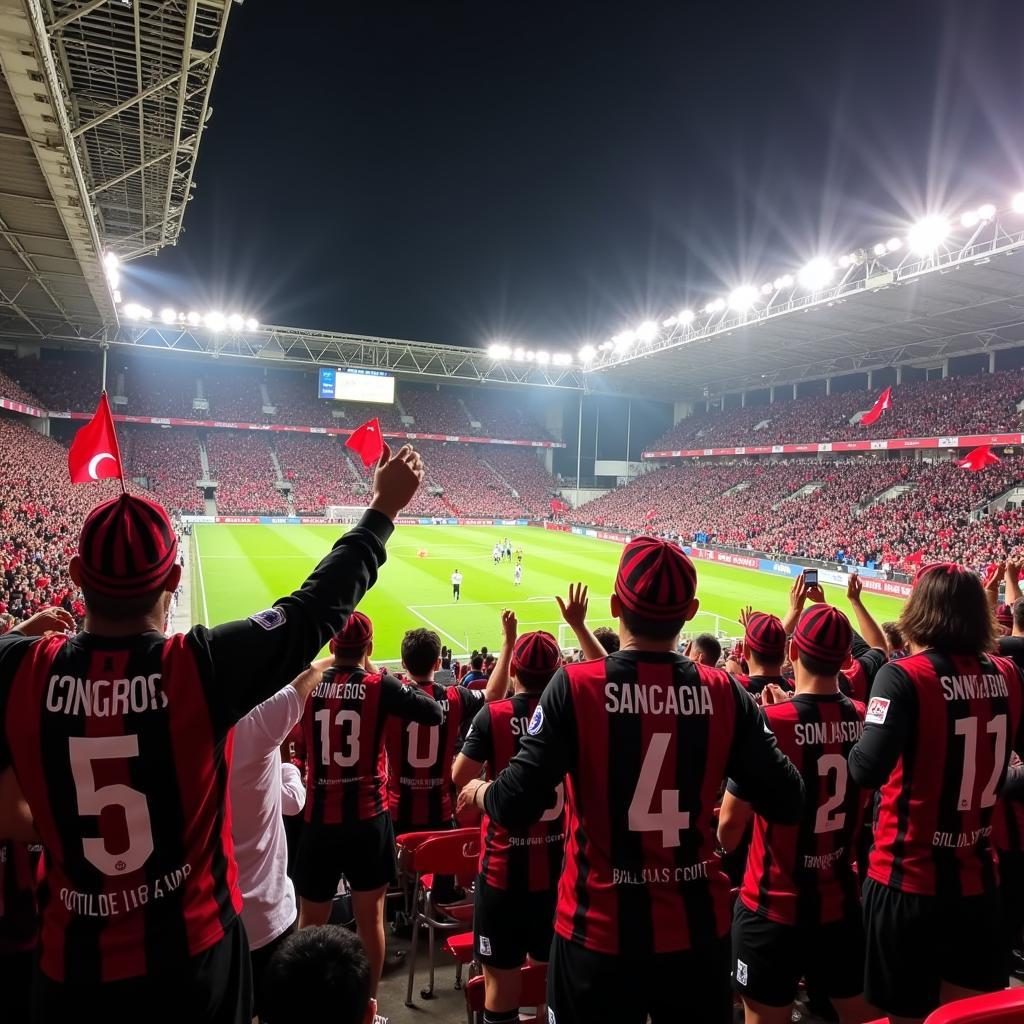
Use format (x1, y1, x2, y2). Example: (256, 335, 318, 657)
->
(2, 4, 1024, 1024)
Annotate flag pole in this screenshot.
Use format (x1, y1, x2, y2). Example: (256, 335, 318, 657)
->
(101, 344, 108, 392)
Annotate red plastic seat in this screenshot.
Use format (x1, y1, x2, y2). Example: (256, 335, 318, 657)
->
(445, 930, 475, 964)
(924, 990, 1024, 1023)
(464, 963, 548, 1024)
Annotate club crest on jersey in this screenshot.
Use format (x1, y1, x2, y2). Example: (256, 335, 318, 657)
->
(250, 607, 286, 630)
(479, 936, 492, 956)
(736, 959, 748, 985)
(527, 705, 544, 735)
(866, 696, 890, 725)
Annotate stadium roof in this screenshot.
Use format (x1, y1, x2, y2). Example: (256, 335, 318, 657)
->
(0, 0, 232, 343)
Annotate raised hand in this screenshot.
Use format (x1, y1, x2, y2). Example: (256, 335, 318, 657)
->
(370, 443, 425, 520)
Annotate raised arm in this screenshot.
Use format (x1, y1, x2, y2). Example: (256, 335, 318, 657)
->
(484, 609, 517, 702)
(555, 583, 605, 662)
(1006, 559, 1024, 606)
(848, 664, 916, 789)
(846, 573, 887, 653)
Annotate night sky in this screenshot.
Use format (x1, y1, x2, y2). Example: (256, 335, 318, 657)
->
(137, 0, 1024, 350)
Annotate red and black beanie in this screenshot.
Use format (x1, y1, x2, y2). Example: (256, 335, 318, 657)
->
(996, 603, 1013, 628)
(744, 612, 787, 658)
(614, 536, 697, 621)
(77, 493, 178, 598)
(330, 610, 374, 655)
(793, 604, 852, 666)
(512, 630, 561, 679)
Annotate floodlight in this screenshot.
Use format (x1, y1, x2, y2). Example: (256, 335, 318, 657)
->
(728, 285, 758, 311)
(837, 254, 850, 268)
(886, 237, 902, 252)
(662, 316, 677, 327)
(536, 350, 551, 364)
(245, 317, 259, 331)
(678, 309, 695, 324)
(871, 243, 886, 257)
(513, 347, 525, 361)
(106, 268, 120, 290)
(797, 257, 834, 291)
(760, 283, 773, 295)
(978, 203, 996, 221)
(227, 313, 245, 332)
(636, 320, 659, 342)
(774, 274, 794, 290)
(526, 351, 535, 361)
(612, 330, 636, 348)
(103, 251, 120, 271)
(122, 302, 144, 319)
(960, 209, 979, 228)
(578, 345, 596, 362)
(138, 307, 153, 320)
(112, 290, 122, 304)
(703, 298, 725, 315)
(487, 344, 504, 359)
(907, 215, 949, 254)
(159, 307, 176, 325)
(552, 353, 572, 366)
(1013, 193, 1024, 213)
(187, 311, 201, 326)
(204, 311, 227, 332)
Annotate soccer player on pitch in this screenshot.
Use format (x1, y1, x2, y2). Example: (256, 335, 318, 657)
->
(458, 536, 804, 1024)
(849, 563, 1024, 1023)
(295, 611, 441, 994)
(0, 442, 424, 1024)
(452, 569, 463, 601)
(719, 604, 874, 1024)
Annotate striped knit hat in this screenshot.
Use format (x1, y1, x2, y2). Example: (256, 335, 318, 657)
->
(77, 493, 178, 599)
(615, 537, 698, 621)
(330, 610, 373, 655)
(793, 604, 853, 667)
(744, 612, 787, 658)
(512, 630, 561, 679)
(996, 603, 1013, 629)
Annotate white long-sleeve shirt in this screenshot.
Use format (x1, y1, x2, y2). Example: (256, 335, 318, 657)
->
(230, 684, 306, 951)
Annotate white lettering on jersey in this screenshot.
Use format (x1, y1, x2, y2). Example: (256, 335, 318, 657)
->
(939, 674, 1010, 700)
(793, 720, 864, 745)
(604, 683, 714, 716)
(46, 673, 168, 716)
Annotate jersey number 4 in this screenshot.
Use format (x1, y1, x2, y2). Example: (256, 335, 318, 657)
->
(628, 733, 691, 848)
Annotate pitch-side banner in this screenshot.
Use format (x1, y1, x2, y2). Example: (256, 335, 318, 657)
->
(643, 432, 1024, 459)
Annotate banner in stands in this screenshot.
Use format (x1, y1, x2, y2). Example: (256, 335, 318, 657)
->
(33, 405, 565, 448)
(642, 432, 1024, 460)
(182, 515, 531, 527)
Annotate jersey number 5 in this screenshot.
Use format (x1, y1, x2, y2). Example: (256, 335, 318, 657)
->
(69, 735, 154, 876)
(628, 733, 691, 848)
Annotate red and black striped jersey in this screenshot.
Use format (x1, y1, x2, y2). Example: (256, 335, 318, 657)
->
(385, 680, 485, 831)
(302, 667, 442, 825)
(0, 508, 394, 984)
(0, 841, 42, 954)
(849, 650, 1024, 897)
(462, 693, 565, 892)
(734, 673, 793, 697)
(839, 643, 887, 704)
(482, 651, 804, 956)
(735, 693, 867, 926)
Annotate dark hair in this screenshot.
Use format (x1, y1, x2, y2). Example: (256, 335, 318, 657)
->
(481, 646, 488, 656)
(899, 566, 998, 656)
(593, 626, 620, 654)
(515, 666, 555, 691)
(82, 585, 165, 621)
(401, 628, 442, 676)
(881, 621, 904, 651)
(619, 606, 686, 642)
(692, 633, 722, 664)
(796, 649, 846, 676)
(1013, 599, 1024, 632)
(471, 654, 484, 671)
(262, 925, 370, 1024)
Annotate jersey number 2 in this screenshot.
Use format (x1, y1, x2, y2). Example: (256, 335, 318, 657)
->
(628, 733, 690, 848)
(69, 735, 154, 876)
(814, 753, 849, 834)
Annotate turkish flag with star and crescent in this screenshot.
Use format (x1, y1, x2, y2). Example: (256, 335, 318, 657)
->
(68, 392, 125, 485)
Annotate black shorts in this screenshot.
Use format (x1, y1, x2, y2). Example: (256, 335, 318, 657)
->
(547, 933, 731, 1024)
(474, 880, 555, 969)
(295, 813, 398, 900)
(731, 901, 865, 1007)
(863, 877, 1007, 1019)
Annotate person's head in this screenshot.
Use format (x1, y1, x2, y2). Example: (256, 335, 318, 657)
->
(593, 625, 620, 654)
(789, 605, 853, 686)
(996, 603, 1014, 637)
(610, 537, 699, 649)
(401, 627, 442, 678)
(262, 925, 374, 1024)
(881, 621, 905, 654)
(742, 612, 787, 673)
(471, 654, 484, 671)
(69, 494, 181, 633)
(329, 611, 373, 666)
(899, 563, 997, 656)
(481, 646, 488, 657)
(690, 632, 722, 666)
(1013, 598, 1024, 637)
(510, 630, 561, 692)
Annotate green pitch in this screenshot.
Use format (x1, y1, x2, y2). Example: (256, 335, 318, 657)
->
(192, 525, 905, 663)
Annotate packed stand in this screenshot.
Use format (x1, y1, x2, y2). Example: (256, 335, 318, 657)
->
(206, 430, 287, 515)
(0, 349, 103, 411)
(200, 364, 270, 422)
(0, 365, 44, 408)
(480, 447, 558, 517)
(121, 426, 204, 514)
(274, 435, 367, 514)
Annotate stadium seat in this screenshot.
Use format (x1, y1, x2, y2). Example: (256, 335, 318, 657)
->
(463, 963, 548, 1024)
(923, 990, 1024, 1023)
(398, 828, 480, 1005)
(444, 930, 478, 991)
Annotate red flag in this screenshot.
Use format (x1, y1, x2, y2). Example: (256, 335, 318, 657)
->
(905, 548, 926, 566)
(550, 498, 568, 514)
(345, 417, 385, 468)
(68, 392, 124, 486)
(958, 445, 1000, 472)
(860, 386, 893, 427)
(645, 507, 658, 521)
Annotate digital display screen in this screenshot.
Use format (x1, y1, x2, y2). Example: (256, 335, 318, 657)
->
(318, 368, 395, 404)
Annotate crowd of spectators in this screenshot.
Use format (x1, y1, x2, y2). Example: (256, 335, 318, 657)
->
(650, 367, 1024, 449)
(205, 431, 287, 515)
(121, 426, 205, 514)
(273, 435, 367, 514)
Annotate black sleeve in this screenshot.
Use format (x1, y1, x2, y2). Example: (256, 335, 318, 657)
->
(0, 633, 35, 770)
(848, 663, 917, 789)
(189, 509, 393, 728)
(380, 674, 443, 725)
(850, 630, 870, 660)
(460, 704, 493, 765)
(483, 668, 577, 829)
(457, 687, 486, 737)
(723, 681, 805, 824)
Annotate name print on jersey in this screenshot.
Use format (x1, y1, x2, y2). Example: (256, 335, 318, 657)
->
(604, 682, 714, 716)
(45, 673, 168, 715)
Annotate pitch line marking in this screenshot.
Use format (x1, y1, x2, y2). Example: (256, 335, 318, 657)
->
(193, 530, 211, 625)
(406, 606, 469, 654)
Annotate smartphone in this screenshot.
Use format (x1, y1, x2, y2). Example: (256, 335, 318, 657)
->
(804, 569, 819, 587)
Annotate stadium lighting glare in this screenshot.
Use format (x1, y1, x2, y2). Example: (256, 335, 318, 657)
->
(635, 320, 659, 342)
(246, 317, 259, 332)
(106, 268, 120, 290)
(1013, 193, 1024, 213)
(112, 290, 122, 304)
(578, 345, 596, 362)
(678, 309, 695, 324)
(612, 330, 637, 349)
(662, 316, 677, 327)
(703, 298, 725, 315)
(525, 351, 535, 361)
(204, 311, 227, 332)
(552, 352, 572, 366)
(978, 203, 996, 221)
(872, 243, 887, 257)
(886, 237, 902, 252)
(487, 344, 503, 359)
(512, 347, 525, 361)
(960, 209, 979, 228)
(837, 254, 850, 268)
(773, 274, 794, 290)
(103, 251, 120, 271)
(797, 257, 834, 291)
(907, 215, 949, 255)
(122, 302, 144, 320)
(159, 307, 177, 325)
(227, 313, 245, 332)
(728, 285, 758, 311)
(187, 311, 201, 326)
(536, 350, 551, 364)
(760, 283, 773, 295)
